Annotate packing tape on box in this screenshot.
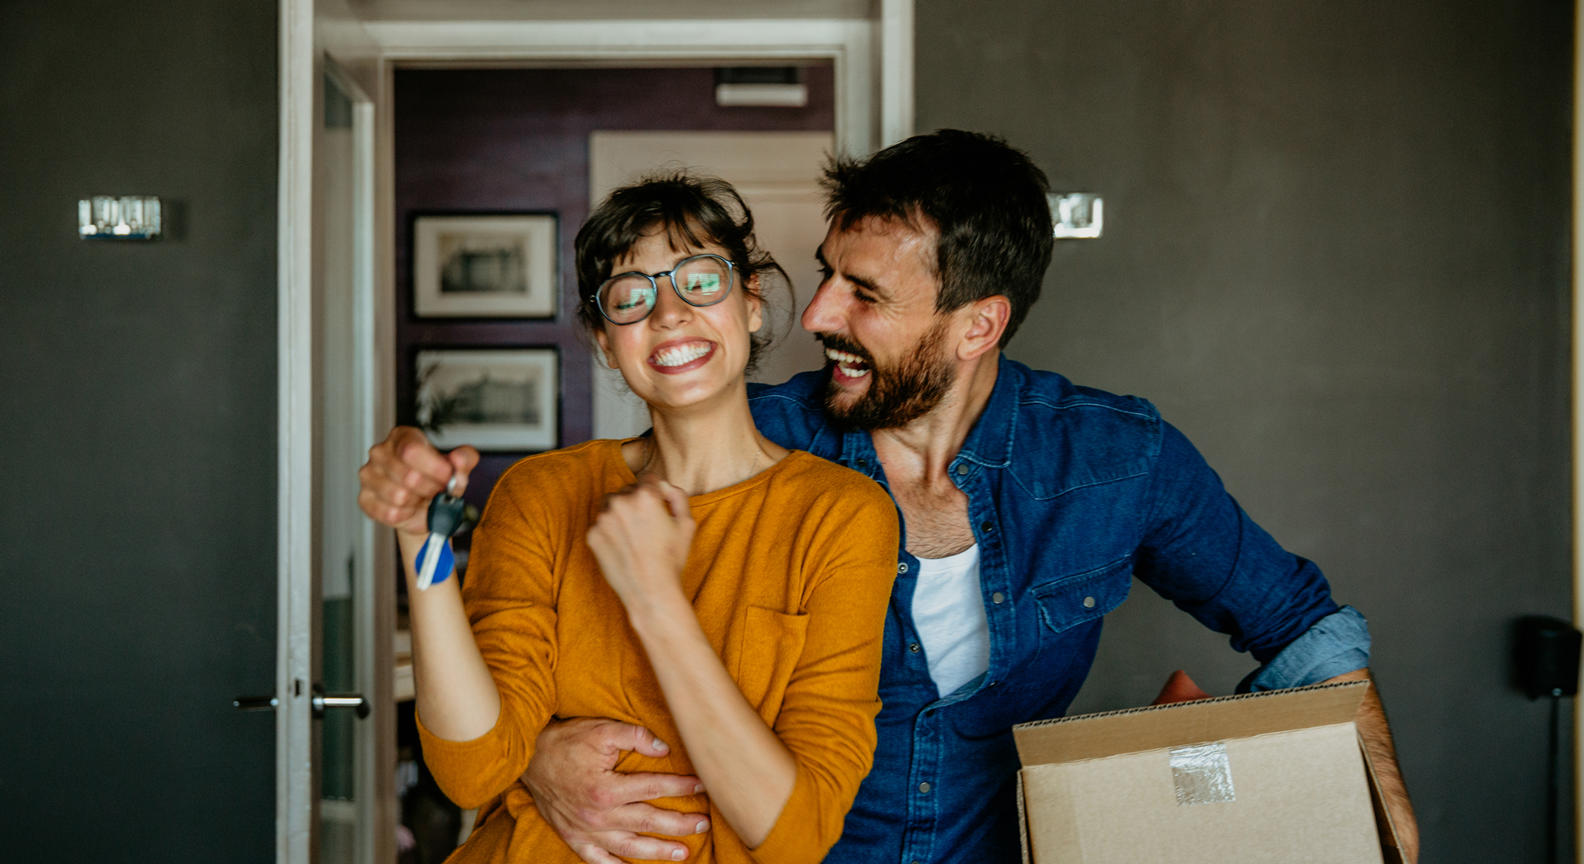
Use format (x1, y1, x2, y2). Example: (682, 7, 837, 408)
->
(1169, 742, 1235, 805)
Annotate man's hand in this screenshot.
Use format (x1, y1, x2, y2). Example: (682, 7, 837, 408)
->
(357, 426, 479, 536)
(522, 718, 710, 863)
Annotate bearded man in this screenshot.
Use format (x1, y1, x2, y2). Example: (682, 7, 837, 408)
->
(360, 130, 1418, 863)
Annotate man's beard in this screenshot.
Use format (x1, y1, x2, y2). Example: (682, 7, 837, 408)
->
(817, 321, 955, 430)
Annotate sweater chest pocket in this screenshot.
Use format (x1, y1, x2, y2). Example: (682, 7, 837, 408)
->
(732, 606, 810, 725)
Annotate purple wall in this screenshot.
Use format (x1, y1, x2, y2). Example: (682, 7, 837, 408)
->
(394, 65, 834, 508)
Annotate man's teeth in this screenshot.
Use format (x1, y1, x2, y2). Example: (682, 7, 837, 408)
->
(653, 343, 711, 367)
(826, 347, 872, 378)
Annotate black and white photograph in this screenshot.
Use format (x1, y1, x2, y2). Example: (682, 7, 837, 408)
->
(413, 214, 557, 317)
(415, 348, 558, 450)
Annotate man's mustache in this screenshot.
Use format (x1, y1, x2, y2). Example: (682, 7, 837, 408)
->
(814, 333, 874, 365)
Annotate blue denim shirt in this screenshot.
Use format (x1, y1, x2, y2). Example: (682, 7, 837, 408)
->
(746, 356, 1370, 864)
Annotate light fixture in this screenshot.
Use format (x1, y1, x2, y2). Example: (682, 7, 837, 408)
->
(79, 195, 162, 240)
(1049, 193, 1102, 239)
(715, 67, 808, 108)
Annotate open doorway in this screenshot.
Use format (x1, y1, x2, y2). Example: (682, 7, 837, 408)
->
(281, 6, 911, 862)
(389, 63, 836, 860)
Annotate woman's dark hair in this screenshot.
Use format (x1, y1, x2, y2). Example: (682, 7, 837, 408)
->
(575, 173, 787, 371)
(821, 129, 1053, 347)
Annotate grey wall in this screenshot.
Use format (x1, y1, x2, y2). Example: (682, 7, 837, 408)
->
(0, 1, 278, 858)
(917, 1, 1572, 860)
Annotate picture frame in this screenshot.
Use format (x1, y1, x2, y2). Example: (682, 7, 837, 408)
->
(412, 213, 557, 318)
(415, 348, 559, 451)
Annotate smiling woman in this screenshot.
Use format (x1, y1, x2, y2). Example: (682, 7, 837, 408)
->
(576, 174, 789, 377)
(358, 173, 900, 864)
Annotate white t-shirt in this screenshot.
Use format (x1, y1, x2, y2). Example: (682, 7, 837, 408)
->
(911, 544, 991, 699)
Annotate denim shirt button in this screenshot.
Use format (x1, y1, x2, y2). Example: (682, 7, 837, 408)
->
(955, 464, 969, 476)
(992, 592, 1005, 604)
(909, 642, 922, 653)
(1083, 596, 1096, 608)
(918, 782, 932, 794)
(980, 521, 993, 533)
(898, 562, 909, 574)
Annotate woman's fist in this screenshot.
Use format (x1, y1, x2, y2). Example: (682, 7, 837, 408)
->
(357, 426, 479, 537)
(587, 477, 696, 613)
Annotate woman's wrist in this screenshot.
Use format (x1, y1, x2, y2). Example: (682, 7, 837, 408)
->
(625, 586, 696, 639)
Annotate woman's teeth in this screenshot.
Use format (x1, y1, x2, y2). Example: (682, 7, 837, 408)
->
(653, 343, 711, 367)
(825, 348, 871, 378)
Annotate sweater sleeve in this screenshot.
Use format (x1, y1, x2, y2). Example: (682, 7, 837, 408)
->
(750, 478, 900, 864)
(418, 473, 561, 810)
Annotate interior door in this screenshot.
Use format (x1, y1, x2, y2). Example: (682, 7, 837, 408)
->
(317, 65, 381, 864)
(256, 32, 388, 863)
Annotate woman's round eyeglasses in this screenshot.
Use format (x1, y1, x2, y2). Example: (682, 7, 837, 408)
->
(594, 253, 736, 325)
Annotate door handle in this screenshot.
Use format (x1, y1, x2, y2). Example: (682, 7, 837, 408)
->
(234, 695, 279, 711)
(233, 685, 369, 719)
(312, 683, 370, 719)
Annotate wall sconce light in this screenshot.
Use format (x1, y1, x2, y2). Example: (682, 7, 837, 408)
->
(79, 195, 162, 240)
(1049, 193, 1102, 239)
(715, 67, 808, 108)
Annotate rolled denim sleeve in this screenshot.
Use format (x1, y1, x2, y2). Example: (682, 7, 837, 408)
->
(1134, 420, 1341, 665)
(1240, 605, 1371, 693)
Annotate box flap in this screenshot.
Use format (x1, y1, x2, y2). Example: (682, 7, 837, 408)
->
(1358, 731, 1407, 864)
(1014, 680, 1369, 767)
(1017, 771, 1031, 864)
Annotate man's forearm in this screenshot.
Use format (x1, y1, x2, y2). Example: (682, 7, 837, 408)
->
(1327, 668, 1418, 863)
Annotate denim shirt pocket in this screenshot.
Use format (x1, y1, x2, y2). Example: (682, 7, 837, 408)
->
(1032, 557, 1133, 635)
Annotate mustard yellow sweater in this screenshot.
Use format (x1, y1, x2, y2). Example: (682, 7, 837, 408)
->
(419, 439, 900, 864)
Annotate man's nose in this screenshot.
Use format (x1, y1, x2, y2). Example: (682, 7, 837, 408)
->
(801, 281, 844, 334)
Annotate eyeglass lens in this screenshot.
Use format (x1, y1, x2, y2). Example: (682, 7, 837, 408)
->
(599, 255, 732, 324)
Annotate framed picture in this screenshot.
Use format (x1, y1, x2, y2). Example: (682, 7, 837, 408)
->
(413, 214, 557, 318)
(416, 348, 559, 451)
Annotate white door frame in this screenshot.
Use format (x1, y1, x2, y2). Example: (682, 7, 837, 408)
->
(278, 4, 913, 863)
(1573, 2, 1583, 857)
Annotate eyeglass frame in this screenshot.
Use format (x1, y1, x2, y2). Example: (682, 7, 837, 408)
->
(592, 253, 738, 326)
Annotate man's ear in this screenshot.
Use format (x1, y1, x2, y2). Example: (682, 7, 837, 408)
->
(593, 327, 620, 369)
(747, 274, 766, 334)
(956, 295, 1011, 361)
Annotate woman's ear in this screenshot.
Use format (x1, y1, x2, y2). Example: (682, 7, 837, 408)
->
(593, 326, 620, 369)
(746, 274, 764, 334)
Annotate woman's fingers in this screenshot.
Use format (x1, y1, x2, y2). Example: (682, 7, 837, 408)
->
(357, 426, 466, 533)
(651, 480, 694, 526)
(444, 445, 480, 496)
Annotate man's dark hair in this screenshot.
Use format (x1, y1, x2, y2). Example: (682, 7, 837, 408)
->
(821, 130, 1053, 346)
(575, 173, 786, 369)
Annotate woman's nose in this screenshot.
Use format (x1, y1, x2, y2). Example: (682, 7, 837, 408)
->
(648, 280, 694, 328)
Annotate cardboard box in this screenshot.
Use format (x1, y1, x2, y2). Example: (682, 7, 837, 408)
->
(1012, 680, 1405, 864)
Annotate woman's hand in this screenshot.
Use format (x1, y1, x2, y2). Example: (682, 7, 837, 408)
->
(587, 477, 695, 615)
(358, 426, 479, 537)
